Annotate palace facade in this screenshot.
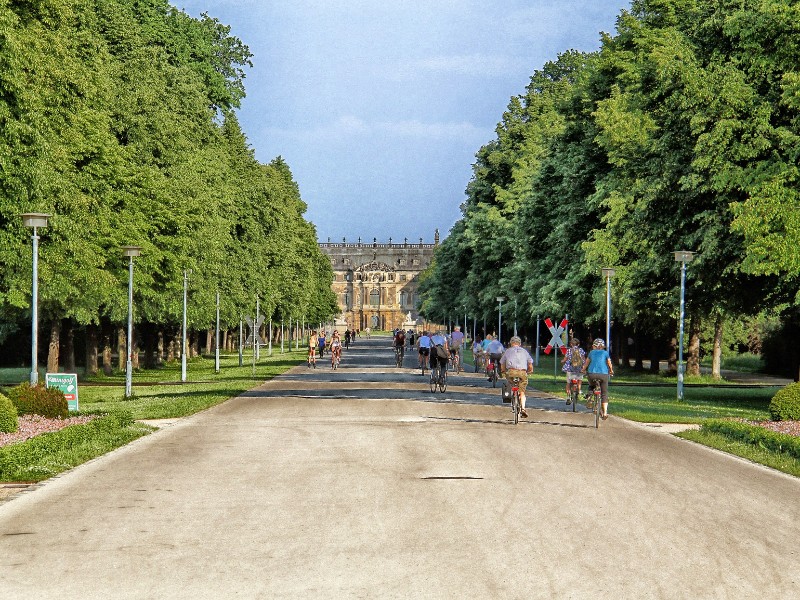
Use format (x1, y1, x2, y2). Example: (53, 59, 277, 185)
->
(318, 232, 439, 331)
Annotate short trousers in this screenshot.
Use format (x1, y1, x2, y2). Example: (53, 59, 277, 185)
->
(418, 347, 430, 356)
(565, 371, 584, 383)
(505, 369, 529, 393)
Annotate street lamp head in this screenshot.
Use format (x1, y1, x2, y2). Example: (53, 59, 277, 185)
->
(21, 213, 50, 228)
(496, 296, 505, 303)
(121, 245, 142, 258)
(673, 250, 695, 263)
(601, 267, 616, 278)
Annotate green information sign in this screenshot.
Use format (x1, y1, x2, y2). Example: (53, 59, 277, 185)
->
(45, 373, 79, 411)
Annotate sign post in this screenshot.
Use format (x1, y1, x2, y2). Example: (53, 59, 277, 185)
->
(46, 373, 79, 411)
(543, 317, 569, 380)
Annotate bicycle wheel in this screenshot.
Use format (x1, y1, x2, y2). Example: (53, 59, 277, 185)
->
(594, 393, 601, 428)
(513, 391, 519, 425)
(429, 368, 437, 393)
(571, 387, 578, 412)
(492, 369, 498, 388)
(439, 368, 447, 393)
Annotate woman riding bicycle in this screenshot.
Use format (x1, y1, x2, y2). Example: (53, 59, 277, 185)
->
(330, 330, 342, 367)
(561, 337, 585, 404)
(582, 338, 614, 420)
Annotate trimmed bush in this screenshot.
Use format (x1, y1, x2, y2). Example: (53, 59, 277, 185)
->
(769, 382, 800, 421)
(0, 393, 18, 433)
(7, 383, 68, 419)
(701, 419, 800, 460)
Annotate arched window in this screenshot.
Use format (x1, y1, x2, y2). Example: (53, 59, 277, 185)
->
(369, 289, 380, 306)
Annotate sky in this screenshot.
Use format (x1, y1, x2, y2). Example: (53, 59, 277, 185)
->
(176, 0, 631, 244)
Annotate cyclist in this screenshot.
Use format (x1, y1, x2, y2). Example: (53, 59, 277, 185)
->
(417, 330, 432, 371)
(394, 328, 406, 364)
(330, 330, 343, 367)
(429, 330, 449, 377)
(344, 329, 351, 349)
(561, 337, 586, 404)
(485, 336, 505, 381)
(308, 330, 318, 367)
(500, 336, 534, 419)
(582, 338, 614, 420)
(449, 325, 465, 365)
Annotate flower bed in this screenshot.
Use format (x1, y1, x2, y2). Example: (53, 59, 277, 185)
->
(0, 414, 99, 448)
(747, 420, 800, 437)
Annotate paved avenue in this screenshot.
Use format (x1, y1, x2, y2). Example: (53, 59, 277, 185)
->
(1, 336, 799, 598)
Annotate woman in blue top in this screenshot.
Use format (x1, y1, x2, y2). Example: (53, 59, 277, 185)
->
(582, 338, 614, 420)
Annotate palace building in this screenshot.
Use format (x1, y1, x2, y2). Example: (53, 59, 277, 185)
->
(319, 231, 440, 331)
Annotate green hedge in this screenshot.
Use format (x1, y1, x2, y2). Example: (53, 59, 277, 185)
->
(0, 411, 151, 482)
(769, 382, 800, 421)
(6, 383, 68, 419)
(701, 419, 800, 461)
(0, 392, 18, 433)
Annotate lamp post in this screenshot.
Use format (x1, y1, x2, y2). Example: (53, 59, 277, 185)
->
(22, 213, 50, 385)
(214, 291, 220, 374)
(514, 299, 518, 337)
(496, 297, 505, 343)
(181, 269, 191, 382)
(674, 251, 695, 401)
(601, 268, 615, 356)
(121, 246, 142, 397)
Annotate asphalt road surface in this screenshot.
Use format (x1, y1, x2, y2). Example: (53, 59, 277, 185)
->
(1, 336, 798, 599)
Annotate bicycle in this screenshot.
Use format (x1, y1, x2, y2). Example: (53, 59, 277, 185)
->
(585, 381, 601, 428)
(510, 376, 522, 425)
(474, 351, 485, 373)
(420, 350, 428, 376)
(449, 350, 461, 374)
(429, 360, 447, 393)
(568, 376, 581, 413)
(486, 356, 499, 387)
(395, 345, 405, 368)
(331, 349, 341, 370)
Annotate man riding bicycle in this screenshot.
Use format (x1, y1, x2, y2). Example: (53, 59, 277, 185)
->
(449, 325, 465, 364)
(429, 330, 449, 377)
(394, 328, 406, 362)
(500, 336, 534, 418)
(485, 336, 505, 381)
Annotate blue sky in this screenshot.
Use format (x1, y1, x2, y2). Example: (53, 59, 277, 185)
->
(176, 1, 631, 243)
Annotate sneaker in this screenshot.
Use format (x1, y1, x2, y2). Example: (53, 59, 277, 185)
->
(520, 409, 528, 418)
(602, 413, 609, 420)
(566, 397, 571, 405)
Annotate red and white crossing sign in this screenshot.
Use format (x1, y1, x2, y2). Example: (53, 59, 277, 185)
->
(544, 317, 568, 355)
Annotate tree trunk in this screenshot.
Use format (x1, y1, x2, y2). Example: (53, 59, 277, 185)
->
(619, 323, 631, 368)
(650, 337, 661, 374)
(132, 330, 140, 369)
(85, 324, 99, 376)
(222, 330, 229, 353)
(712, 316, 723, 380)
(62, 319, 75, 372)
(667, 334, 678, 374)
(191, 330, 200, 358)
(687, 316, 701, 377)
(633, 330, 644, 370)
(117, 326, 126, 371)
(205, 329, 213, 355)
(47, 319, 61, 374)
(102, 326, 113, 375)
(157, 330, 165, 365)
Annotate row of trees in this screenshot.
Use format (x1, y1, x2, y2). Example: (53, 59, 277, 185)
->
(418, 0, 800, 378)
(0, 0, 338, 372)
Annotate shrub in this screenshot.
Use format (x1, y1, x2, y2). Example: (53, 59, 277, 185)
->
(7, 383, 68, 419)
(0, 393, 18, 433)
(769, 382, 800, 421)
(702, 419, 800, 460)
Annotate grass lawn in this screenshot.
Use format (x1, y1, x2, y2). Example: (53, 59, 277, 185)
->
(676, 428, 800, 478)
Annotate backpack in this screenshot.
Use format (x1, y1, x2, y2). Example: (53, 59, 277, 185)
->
(569, 347, 583, 368)
(435, 344, 449, 359)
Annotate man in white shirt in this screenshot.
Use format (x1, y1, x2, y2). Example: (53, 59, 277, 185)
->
(500, 336, 534, 418)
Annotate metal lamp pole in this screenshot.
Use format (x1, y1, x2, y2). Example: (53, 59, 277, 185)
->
(122, 246, 142, 397)
(496, 297, 505, 343)
(22, 213, 50, 385)
(181, 269, 191, 382)
(215, 291, 220, 374)
(674, 251, 694, 401)
(514, 300, 517, 337)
